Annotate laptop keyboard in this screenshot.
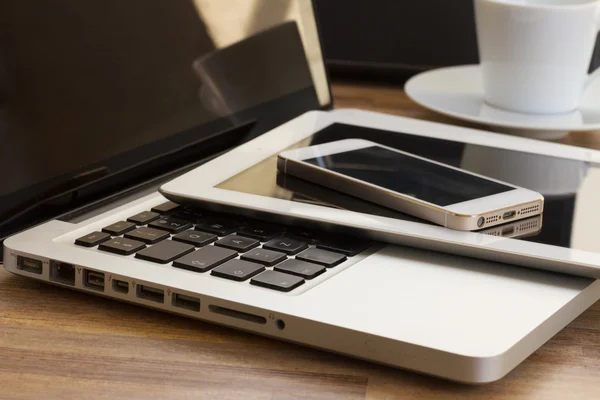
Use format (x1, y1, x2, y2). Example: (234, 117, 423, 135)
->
(75, 202, 372, 293)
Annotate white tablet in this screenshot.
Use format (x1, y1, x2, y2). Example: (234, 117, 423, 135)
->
(160, 108, 600, 278)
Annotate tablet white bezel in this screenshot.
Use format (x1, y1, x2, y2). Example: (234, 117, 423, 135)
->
(160, 108, 600, 277)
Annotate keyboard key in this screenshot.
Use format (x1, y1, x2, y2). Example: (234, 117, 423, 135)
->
(124, 227, 170, 244)
(172, 246, 237, 273)
(98, 237, 146, 255)
(263, 237, 308, 255)
(75, 231, 111, 247)
(215, 235, 259, 252)
(151, 201, 180, 214)
(250, 270, 305, 292)
(172, 230, 217, 247)
(240, 248, 286, 267)
(135, 240, 194, 264)
(211, 259, 265, 282)
(296, 248, 347, 268)
(102, 221, 136, 236)
(317, 237, 372, 257)
(237, 223, 284, 241)
(172, 207, 204, 224)
(195, 219, 239, 236)
(274, 259, 326, 280)
(148, 216, 192, 233)
(285, 229, 321, 244)
(127, 211, 160, 225)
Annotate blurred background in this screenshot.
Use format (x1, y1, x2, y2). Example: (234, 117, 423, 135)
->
(314, 0, 600, 82)
(195, 0, 600, 83)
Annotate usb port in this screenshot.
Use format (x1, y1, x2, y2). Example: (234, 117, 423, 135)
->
(136, 285, 164, 303)
(172, 293, 200, 312)
(503, 211, 516, 220)
(112, 279, 129, 294)
(17, 256, 43, 274)
(50, 261, 76, 286)
(84, 270, 105, 291)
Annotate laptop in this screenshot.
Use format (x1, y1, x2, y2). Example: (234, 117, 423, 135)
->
(3, 0, 600, 384)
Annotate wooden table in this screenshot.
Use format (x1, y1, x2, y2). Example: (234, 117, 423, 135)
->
(2, 82, 600, 399)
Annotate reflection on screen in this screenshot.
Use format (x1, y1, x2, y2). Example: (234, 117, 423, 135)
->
(217, 123, 600, 253)
(274, 172, 542, 240)
(303, 146, 514, 206)
(0, 0, 329, 224)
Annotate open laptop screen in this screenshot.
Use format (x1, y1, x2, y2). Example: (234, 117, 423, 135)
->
(0, 0, 330, 232)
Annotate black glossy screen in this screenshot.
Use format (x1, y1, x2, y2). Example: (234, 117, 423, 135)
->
(303, 145, 514, 206)
(0, 0, 329, 235)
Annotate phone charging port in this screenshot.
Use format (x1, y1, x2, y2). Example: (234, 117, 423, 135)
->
(502, 226, 515, 236)
(503, 211, 516, 220)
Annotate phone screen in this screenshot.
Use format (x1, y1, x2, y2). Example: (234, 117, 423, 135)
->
(303, 145, 515, 207)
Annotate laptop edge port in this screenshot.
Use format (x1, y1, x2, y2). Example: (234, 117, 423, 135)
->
(112, 279, 129, 294)
(83, 270, 105, 291)
(136, 285, 164, 303)
(49, 261, 76, 286)
(172, 293, 200, 312)
(16, 256, 43, 274)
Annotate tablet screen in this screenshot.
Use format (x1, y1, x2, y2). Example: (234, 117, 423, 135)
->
(217, 123, 598, 251)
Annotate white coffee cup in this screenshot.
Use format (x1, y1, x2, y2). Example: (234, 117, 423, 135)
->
(474, 0, 600, 114)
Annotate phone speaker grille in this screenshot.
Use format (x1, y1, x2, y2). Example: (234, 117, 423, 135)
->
(519, 205, 540, 216)
(517, 220, 539, 232)
(485, 215, 500, 224)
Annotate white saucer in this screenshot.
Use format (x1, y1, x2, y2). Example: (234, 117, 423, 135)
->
(405, 65, 600, 140)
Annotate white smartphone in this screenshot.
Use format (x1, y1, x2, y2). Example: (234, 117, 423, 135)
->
(277, 139, 544, 231)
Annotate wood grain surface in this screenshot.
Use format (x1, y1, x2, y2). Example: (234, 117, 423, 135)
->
(2, 82, 600, 399)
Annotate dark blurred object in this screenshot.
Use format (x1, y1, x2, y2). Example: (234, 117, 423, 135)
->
(314, 0, 600, 82)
